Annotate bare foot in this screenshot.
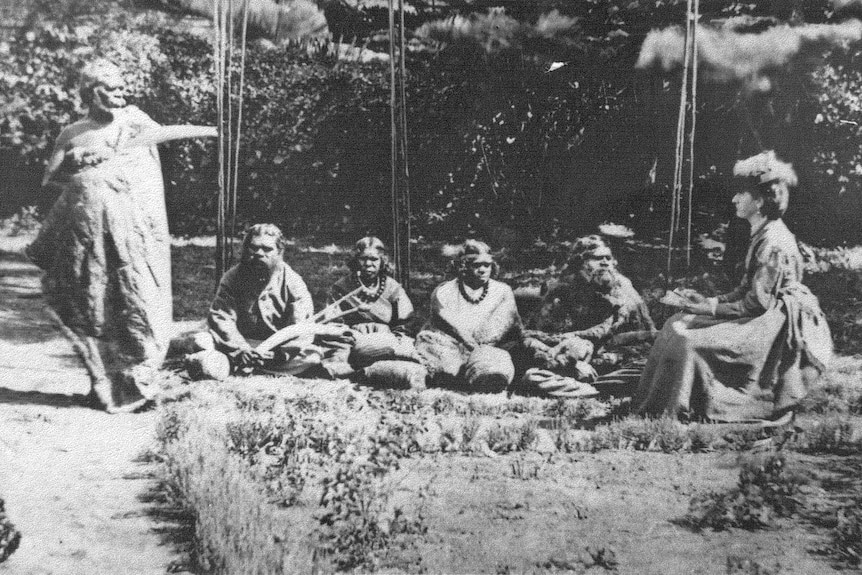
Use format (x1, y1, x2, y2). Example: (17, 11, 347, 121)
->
(88, 379, 118, 412)
(105, 397, 152, 415)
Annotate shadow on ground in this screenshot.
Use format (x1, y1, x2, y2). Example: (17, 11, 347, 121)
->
(0, 387, 89, 409)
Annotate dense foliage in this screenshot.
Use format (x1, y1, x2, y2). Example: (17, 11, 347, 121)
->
(2, 0, 862, 244)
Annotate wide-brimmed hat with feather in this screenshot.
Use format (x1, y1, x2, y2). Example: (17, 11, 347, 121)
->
(732, 150, 798, 187)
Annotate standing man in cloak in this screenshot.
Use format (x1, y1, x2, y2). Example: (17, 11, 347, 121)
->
(27, 59, 217, 412)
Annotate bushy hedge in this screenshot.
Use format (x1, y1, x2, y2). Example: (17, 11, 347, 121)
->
(3, 1, 862, 245)
(0, 18, 395, 237)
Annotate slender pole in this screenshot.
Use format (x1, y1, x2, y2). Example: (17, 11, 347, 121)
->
(214, 0, 226, 287)
(398, 0, 411, 291)
(388, 0, 400, 283)
(225, 0, 235, 267)
(685, 0, 699, 269)
(667, 0, 693, 276)
(232, 0, 251, 260)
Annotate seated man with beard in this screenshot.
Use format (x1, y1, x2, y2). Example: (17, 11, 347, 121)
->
(521, 235, 655, 396)
(186, 224, 326, 380)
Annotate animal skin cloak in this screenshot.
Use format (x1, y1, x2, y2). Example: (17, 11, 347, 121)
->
(27, 106, 172, 392)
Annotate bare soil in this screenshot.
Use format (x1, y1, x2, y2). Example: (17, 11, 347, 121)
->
(399, 451, 845, 574)
(0, 241, 183, 575)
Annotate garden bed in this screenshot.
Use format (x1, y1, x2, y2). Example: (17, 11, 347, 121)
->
(151, 237, 862, 573)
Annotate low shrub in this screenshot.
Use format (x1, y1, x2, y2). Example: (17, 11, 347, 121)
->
(833, 499, 862, 566)
(685, 453, 808, 531)
(725, 555, 782, 575)
(588, 416, 694, 453)
(791, 416, 862, 455)
(314, 420, 427, 572)
(0, 498, 21, 564)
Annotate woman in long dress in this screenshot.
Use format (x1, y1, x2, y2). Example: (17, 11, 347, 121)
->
(634, 151, 832, 422)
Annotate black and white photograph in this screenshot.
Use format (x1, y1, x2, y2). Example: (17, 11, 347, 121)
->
(1, 0, 861, 573)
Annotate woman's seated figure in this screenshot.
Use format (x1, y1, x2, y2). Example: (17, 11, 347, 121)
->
(415, 240, 523, 393)
(319, 237, 426, 388)
(635, 151, 833, 422)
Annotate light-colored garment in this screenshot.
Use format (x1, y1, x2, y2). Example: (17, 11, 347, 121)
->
(208, 260, 315, 362)
(416, 278, 522, 390)
(635, 219, 833, 421)
(27, 106, 172, 397)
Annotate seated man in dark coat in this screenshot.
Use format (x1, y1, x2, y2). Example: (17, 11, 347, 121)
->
(521, 235, 656, 396)
(187, 224, 325, 380)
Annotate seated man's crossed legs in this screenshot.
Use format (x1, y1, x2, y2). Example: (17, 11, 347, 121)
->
(186, 332, 324, 380)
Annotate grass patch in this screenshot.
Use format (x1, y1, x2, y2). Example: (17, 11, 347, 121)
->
(791, 416, 862, 455)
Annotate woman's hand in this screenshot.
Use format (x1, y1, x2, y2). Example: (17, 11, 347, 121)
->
(675, 288, 706, 303)
(685, 292, 707, 304)
(683, 301, 713, 315)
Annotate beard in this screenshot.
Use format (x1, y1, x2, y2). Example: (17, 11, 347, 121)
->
(581, 267, 619, 290)
(242, 256, 274, 279)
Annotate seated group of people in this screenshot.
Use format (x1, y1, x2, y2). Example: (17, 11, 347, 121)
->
(186, 225, 653, 400)
(187, 151, 834, 423)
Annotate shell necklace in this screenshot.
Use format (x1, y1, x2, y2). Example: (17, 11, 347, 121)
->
(459, 279, 489, 304)
(356, 274, 386, 303)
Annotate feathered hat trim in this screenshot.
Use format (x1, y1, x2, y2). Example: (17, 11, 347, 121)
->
(732, 150, 798, 187)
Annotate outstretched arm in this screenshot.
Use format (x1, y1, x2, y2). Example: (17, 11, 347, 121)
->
(125, 125, 217, 148)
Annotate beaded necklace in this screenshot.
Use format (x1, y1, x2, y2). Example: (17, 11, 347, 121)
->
(458, 279, 489, 304)
(355, 274, 386, 303)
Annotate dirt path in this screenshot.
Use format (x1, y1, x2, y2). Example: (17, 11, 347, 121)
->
(0, 238, 182, 575)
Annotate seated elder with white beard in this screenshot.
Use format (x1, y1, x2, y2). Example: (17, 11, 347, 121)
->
(186, 224, 325, 380)
(415, 240, 523, 393)
(521, 235, 655, 397)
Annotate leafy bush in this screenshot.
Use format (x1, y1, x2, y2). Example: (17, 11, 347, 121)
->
(0, 206, 40, 236)
(314, 417, 426, 572)
(685, 453, 808, 531)
(6, 1, 862, 243)
(0, 498, 21, 564)
(833, 499, 862, 566)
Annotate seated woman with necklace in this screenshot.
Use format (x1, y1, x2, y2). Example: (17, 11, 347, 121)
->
(415, 240, 523, 393)
(319, 237, 426, 388)
(635, 151, 832, 423)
